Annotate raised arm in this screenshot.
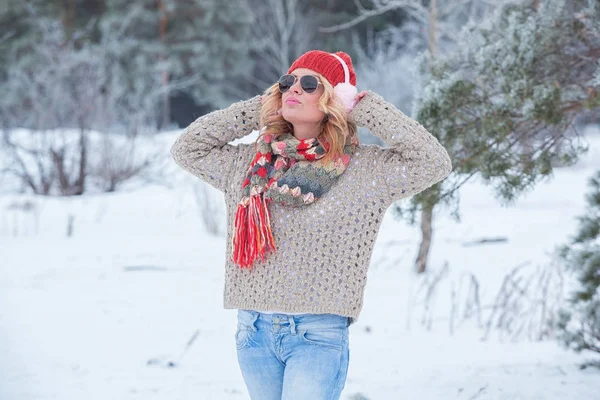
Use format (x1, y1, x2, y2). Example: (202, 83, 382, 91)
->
(349, 90, 452, 204)
(170, 95, 262, 193)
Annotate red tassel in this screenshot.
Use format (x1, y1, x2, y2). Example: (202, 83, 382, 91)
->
(232, 194, 276, 269)
(232, 202, 248, 267)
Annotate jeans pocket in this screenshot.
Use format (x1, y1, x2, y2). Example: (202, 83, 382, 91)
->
(300, 327, 346, 350)
(235, 325, 254, 350)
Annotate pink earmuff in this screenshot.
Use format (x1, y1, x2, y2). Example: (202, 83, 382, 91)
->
(330, 53, 358, 113)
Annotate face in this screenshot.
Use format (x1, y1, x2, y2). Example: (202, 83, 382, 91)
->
(280, 68, 326, 128)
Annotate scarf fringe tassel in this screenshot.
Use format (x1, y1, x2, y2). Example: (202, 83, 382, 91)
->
(232, 195, 276, 269)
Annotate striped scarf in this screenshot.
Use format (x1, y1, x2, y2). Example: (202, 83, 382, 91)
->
(232, 130, 358, 269)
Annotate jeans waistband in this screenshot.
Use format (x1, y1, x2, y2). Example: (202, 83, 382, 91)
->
(237, 309, 350, 330)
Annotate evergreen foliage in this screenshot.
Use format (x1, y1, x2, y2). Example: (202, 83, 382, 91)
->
(394, 0, 599, 222)
(556, 170, 600, 358)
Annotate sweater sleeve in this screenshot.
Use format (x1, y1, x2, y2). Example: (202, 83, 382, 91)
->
(170, 95, 261, 193)
(349, 90, 452, 204)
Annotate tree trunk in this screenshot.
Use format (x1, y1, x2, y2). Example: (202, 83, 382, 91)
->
(158, 0, 170, 129)
(428, 0, 438, 58)
(51, 148, 69, 195)
(58, 0, 77, 43)
(415, 203, 434, 274)
(75, 125, 87, 195)
(414, 0, 439, 274)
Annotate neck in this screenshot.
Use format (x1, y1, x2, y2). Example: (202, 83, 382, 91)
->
(291, 122, 321, 140)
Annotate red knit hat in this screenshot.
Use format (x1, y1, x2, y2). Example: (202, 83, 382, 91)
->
(287, 50, 358, 112)
(287, 50, 356, 87)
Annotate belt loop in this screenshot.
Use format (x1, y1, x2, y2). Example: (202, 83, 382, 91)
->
(288, 315, 297, 335)
(250, 311, 260, 332)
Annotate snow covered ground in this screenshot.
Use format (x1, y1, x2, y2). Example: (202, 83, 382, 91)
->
(1, 126, 600, 399)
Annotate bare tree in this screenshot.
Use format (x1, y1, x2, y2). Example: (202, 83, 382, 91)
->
(0, 16, 98, 195)
(0, 8, 196, 195)
(241, 0, 315, 96)
(87, 133, 169, 192)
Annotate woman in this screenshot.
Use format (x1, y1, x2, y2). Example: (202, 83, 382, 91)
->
(171, 50, 452, 400)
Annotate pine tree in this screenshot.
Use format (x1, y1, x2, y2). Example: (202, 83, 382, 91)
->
(326, 0, 599, 273)
(395, 0, 599, 271)
(556, 171, 600, 364)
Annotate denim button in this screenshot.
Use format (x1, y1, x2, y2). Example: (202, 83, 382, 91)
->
(273, 317, 279, 323)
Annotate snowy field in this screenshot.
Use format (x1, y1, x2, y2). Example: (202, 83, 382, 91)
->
(2, 125, 600, 399)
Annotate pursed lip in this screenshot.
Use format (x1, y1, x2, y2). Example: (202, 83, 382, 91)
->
(285, 97, 301, 104)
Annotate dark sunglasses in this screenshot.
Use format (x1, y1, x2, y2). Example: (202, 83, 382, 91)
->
(278, 74, 322, 94)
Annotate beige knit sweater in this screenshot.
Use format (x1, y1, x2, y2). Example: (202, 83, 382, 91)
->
(171, 90, 452, 324)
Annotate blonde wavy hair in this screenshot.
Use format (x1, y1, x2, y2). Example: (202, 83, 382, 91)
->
(257, 72, 358, 165)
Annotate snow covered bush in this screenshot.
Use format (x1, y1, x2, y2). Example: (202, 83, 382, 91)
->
(0, 12, 167, 195)
(1, 129, 169, 195)
(193, 182, 226, 237)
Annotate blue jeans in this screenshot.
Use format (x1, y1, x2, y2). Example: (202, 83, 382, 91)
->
(235, 309, 350, 400)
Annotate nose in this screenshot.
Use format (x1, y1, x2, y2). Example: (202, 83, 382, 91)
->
(290, 77, 302, 94)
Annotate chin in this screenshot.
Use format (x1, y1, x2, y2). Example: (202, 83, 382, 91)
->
(281, 110, 296, 121)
